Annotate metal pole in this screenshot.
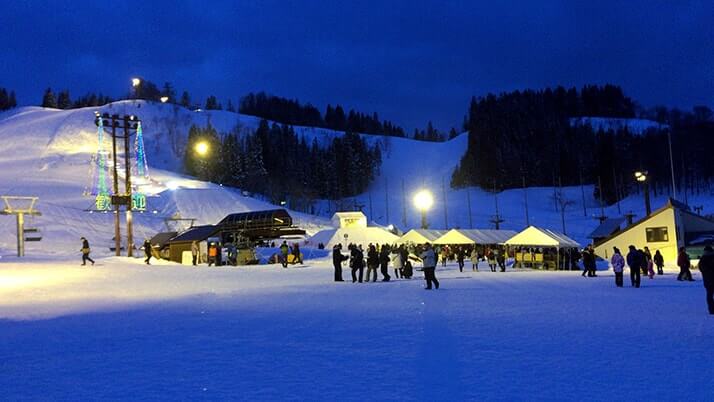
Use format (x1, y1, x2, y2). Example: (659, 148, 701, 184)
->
(466, 188, 473, 228)
(523, 175, 530, 226)
(421, 210, 427, 229)
(667, 129, 677, 199)
(401, 179, 407, 228)
(17, 212, 24, 257)
(384, 177, 389, 225)
(644, 180, 651, 216)
(124, 117, 133, 257)
(112, 118, 121, 256)
(442, 177, 448, 229)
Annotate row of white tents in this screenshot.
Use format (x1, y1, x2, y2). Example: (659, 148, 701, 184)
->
(309, 225, 580, 249)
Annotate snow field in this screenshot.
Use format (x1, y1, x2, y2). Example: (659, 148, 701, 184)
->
(1, 257, 712, 401)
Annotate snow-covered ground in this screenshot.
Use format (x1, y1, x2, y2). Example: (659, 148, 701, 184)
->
(1, 257, 712, 401)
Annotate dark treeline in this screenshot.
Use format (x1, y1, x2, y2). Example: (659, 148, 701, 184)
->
(0, 87, 18, 110)
(41, 88, 113, 109)
(184, 119, 381, 205)
(240, 92, 405, 137)
(452, 85, 714, 205)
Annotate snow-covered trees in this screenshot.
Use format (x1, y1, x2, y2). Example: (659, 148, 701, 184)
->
(41, 88, 57, 108)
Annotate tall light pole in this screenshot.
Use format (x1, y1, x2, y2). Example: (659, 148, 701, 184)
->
(413, 189, 433, 229)
(667, 129, 677, 199)
(635, 171, 651, 216)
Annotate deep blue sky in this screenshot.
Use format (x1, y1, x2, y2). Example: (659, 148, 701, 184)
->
(1, 0, 712, 130)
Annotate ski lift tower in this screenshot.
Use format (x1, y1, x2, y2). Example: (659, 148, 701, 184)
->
(0, 196, 42, 257)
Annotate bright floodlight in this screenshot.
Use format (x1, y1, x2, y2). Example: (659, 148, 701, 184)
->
(131, 78, 141, 87)
(413, 189, 434, 212)
(635, 171, 647, 182)
(194, 141, 209, 156)
(160, 96, 169, 103)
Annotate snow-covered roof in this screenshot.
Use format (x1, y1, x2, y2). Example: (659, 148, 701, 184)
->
(308, 227, 399, 248)
(588, 217, 627, 239)
(397, 229, 447, 244)
(433, 229, 518, 245)
(504, 226, 580, 248)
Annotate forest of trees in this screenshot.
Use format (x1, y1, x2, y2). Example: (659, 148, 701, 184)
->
(0, 87, 17, 111)
(239, 92, 405, 137)
(451, 85, 714, 205)
(183, 120, 382, 206)
(41, 88, 113, 109)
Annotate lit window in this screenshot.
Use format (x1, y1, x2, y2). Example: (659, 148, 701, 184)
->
(646, 227, 669, 242)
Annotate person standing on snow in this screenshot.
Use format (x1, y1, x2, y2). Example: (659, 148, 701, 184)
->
(279, 241, 289, 268)
(191, 241, 199, 266)
(349, 244, 365, 283)
(143, 239, 152, 265)
(366, 244, 379, 282)
(697, 245, 714, 315)
(581, 245, 597, 277)
(80, 237, 95, 266)
(419, 242, 439, 290)
(379, 244, 391, 281)
(391, 245, 404, 279)
(470, 247, 479, 271)
(611, 247, 625, 287)
(456, 246, 466, 272)
(653, 250, 665, 275)
(626, 245, 641, 288)
(332, 244, 348, 282)
(643, 246, 654, 278)
(487, 248, 497, 272)
(677, 247, 694, 281)
(292, 243, 303, 265)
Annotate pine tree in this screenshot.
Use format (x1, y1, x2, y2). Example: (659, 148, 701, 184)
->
(226, 99, 235, 112)
(57, 90, 71, 109)
(42, 88, 57, 108)
(205, 95, 221, 110)
(180, 91, 191, 108)
(0, 88, 8, 110)
(161, 82, 176, 103)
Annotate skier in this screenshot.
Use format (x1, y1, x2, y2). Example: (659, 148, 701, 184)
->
(379, 244, 391, 281)
(456, 246, 465, 272)
(391, 245, 404, 279)
(626, 245, 641, 288)
(697, 245, 714, 315)
(143, 239, 152, 265)
(653, 250, 665, 275)
(292, 243, 303, 265)
(366, 244, 379, 282)
(80, 237, 95, 266)
(349, 244, 365, 283)
(191, 240, 199, 266)
(332, 244, 348, 281)
(419, 242, 439, 290)
(611, 247, 625, 287)
(279, 241, 289, 268)
(677, 247, 694, 281)
(470, 247, 479, 271)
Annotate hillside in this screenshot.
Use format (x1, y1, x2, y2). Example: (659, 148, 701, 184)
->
(0, 101, 708, 257)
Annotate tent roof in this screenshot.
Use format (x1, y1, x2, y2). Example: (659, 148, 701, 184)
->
(504, 226, 580, 248)
(308, 227, 399, 248)
(433, 229, 518, 245)
(397, 229, 447, 244)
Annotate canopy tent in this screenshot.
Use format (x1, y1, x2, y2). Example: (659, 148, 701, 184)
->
(433, 229, 518, 245)
(397, 229, 447, 244)
(504, 226, 580, 248)
(307, 227, 399, 249)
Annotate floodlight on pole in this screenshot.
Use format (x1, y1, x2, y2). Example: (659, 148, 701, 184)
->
(160, 96, 169, 103)
(413, 189, 433, 229)
(194, 141, 209, 156)
(634, 170, 651, 216)
(131, 78, 141, 87)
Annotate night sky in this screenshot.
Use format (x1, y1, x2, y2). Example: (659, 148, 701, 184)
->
(1, 0, 712, 130)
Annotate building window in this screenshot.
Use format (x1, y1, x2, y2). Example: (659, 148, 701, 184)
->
(646, 227, 669, 242)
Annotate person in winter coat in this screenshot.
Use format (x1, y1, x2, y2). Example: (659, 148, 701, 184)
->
(677, 247, 694, 281)
(697, 245, 714, 315)
(419, 242, 439, 290)
(487, 249, 497, 272)
(611, 247, 625, 287)
(349, 244, 365, 283)
(191, 241, 199, 266)
(208, 242, 218, 266)
(441, 246, 449, 267)
(379, 244, 391, 281)
(391, 246, 404, 278)
(292, 243, 303, 265)
(497, 250, 506, 272)
(366, 244, 379, 282)
(143, 239, 152, 265)
(653, 250, 665, 275)
(470, 247, 479, 271)
(626, 245, 641, 288)
(80, 237, 95, 266)
(279, 241, 289, 268)
(643, 247, 654, 278)
(332, 244, 349, 281)
(581, 245, 597, 277)
(456, 246, 466, 272)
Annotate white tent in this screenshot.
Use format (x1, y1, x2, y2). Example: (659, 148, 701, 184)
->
(308, 227, 399, 249)
(504, 226, 580, 248)
(433, 229, 518, 245)
(397, 229, 447, 244)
